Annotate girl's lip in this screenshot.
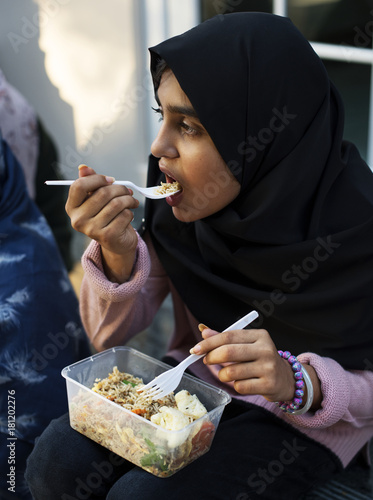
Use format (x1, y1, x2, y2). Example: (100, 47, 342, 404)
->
(159, 164, 177, 182)
(166, 189, 183, 207)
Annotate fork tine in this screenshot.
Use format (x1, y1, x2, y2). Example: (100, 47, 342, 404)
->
(139, 372, 169, 392)
(140, 388, 163, 399)
(144, 387, 169, 400)
(141, 386, 162, 397)
(144, 376, 181, 400)
(140, 377, 177, 400)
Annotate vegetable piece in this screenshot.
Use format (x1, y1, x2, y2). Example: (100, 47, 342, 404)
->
(175, 390, 207, 419)
(131, 408, 147, 415)
(189, 420, 215, 459)
(121, 379, 137, 387)
(140, 439, 169, 472)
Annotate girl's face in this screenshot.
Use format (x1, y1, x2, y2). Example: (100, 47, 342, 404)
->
(151, 70, 240, 222)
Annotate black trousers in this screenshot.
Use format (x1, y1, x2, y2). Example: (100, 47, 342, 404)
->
(25, 400, 342, 500)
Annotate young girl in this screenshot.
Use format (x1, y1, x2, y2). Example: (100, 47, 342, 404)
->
(26, 12, 373, 499)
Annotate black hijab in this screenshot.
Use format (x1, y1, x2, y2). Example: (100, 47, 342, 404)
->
(144, 13, 373, 371)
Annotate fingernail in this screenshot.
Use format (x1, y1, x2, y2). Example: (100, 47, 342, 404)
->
(78, 164, 88, 170)
(190, 344, 201, 354)
(106, 176, 115, 183)
(198, 323, 209, 333)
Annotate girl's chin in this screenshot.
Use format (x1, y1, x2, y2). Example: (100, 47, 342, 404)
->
(171, 205, 204, 223)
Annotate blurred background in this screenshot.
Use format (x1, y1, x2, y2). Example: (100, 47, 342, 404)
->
(1, 0, 372, 357)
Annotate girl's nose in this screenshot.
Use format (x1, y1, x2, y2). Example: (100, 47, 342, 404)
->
(151, 124, 178, 159)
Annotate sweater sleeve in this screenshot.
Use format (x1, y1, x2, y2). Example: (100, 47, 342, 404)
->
(79, 232, 170, 351)
(287, 352, 373, 429)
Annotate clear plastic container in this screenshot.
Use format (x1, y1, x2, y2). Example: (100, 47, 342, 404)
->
(62, 346, 231, 477)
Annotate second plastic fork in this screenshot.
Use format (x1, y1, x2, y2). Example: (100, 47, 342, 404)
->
(138, 310, 259, 400)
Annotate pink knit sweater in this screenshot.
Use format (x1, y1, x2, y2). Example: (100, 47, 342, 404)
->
(80, 233, 373, 468)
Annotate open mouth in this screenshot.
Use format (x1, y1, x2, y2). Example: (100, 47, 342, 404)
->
(163, 174, 183, 206)
(165, 174, 182, 194)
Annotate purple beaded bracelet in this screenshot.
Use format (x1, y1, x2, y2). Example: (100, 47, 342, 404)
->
(276, 350, 305, 413)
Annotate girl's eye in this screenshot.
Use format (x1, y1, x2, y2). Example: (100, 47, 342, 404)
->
(152, 106, 163, 122)
(180, 122, 197, 136)
(152, 106, 199, 136)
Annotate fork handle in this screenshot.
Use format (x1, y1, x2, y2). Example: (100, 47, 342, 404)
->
(224, 311, 259, 332)
(177, 353, 204, 370)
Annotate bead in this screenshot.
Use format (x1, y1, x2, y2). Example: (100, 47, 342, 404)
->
(276, 349, 306, 415)
(289, 402, 300, 410)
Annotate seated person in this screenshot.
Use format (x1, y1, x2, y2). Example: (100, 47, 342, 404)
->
(0, 67, 73, 270)
(0, 134, 91, 499)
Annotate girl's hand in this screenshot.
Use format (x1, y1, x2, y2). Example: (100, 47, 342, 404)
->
(190, 328, 321, 408)
(66, 165, 140, 282)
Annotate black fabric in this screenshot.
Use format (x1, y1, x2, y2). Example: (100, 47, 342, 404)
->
(34, 119, 74, 271)
(25, 406, 342, 500)
(145, 12, 373, 370)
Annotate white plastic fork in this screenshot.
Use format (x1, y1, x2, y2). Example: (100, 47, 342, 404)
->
(138, 310, 259, 400)
(44, 180, 181, 200)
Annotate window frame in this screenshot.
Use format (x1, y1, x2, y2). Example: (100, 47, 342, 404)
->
(273, 0, 373, 168)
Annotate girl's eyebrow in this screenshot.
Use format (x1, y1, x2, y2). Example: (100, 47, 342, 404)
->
(165, 104, 199, 119)
(155, 92, 199, 119)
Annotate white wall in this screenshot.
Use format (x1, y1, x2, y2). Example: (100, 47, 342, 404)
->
(0, 0, 199, 186)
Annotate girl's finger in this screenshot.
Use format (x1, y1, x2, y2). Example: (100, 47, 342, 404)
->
(201, 328, 219, 339)
(78, 164, 96, 177)
(190, 328, 261, 355)
(218, 360, 262, 383)
(67, 175, 117, 209)
(203, 343, 259, 365)
(97, 201, 136, 230)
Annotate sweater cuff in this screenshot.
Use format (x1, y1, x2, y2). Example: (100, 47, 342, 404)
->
(81, 232, 151, 302)
(287, 352, 350, 429)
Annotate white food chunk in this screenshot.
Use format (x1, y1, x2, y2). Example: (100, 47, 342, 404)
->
(175, 390, 207, 420)
(150, 406, 191, 431)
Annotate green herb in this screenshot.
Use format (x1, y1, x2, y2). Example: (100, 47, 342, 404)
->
(121, 379, 137, 387)
(140, 438, 169, 472)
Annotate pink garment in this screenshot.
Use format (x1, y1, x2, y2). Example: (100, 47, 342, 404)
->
(80, 232, 373, 468)
(0, 69, 38, 199)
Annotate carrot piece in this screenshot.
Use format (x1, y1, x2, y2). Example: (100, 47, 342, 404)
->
(131, 408, 146, 415)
